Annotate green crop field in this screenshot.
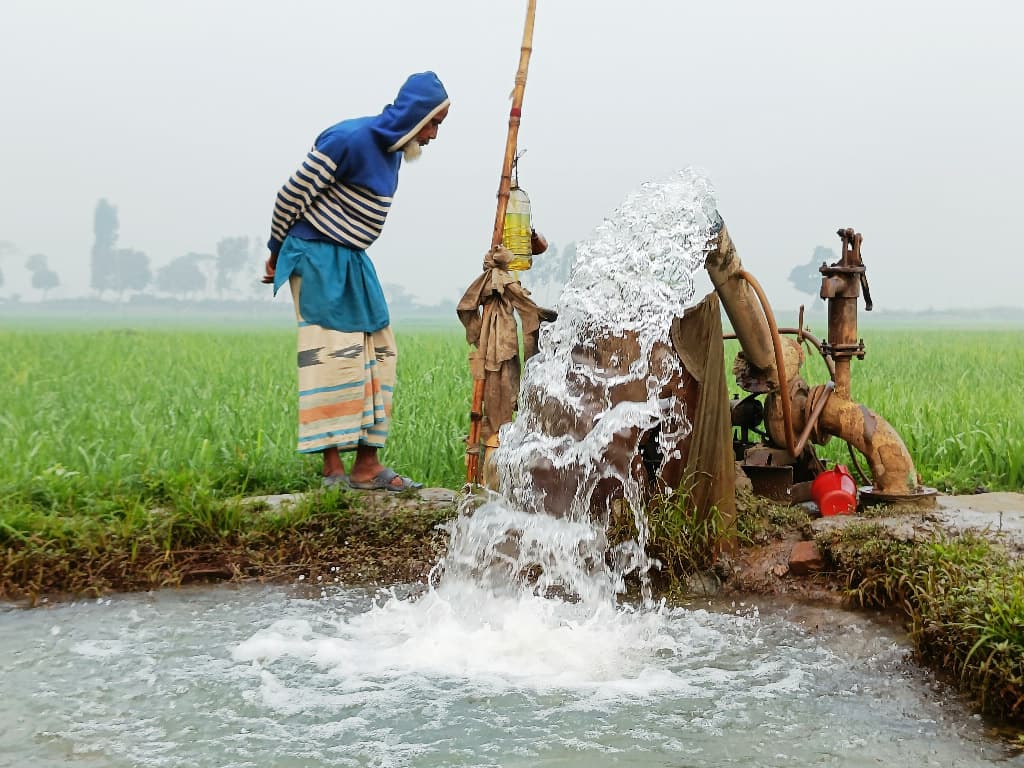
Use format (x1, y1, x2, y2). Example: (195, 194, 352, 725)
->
(1, 323, 1021, 543)
(0, 324, 471, 514)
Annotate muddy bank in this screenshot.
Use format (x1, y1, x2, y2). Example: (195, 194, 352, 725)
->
(7, 488, 1022, 608)
(1, 489, 458, 607)
(722, 491, 1024, 728)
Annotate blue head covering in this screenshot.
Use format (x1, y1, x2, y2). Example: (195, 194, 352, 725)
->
(311, 71, 449, 197)
(374, 71, 450, 152)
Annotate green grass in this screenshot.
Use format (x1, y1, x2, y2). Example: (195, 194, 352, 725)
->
(0, 325, 472, 545)
(0, 323, 468, 598)
(1, 483, 452, 602)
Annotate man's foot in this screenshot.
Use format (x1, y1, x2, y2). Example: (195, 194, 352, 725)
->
(321, 446, 346, 485)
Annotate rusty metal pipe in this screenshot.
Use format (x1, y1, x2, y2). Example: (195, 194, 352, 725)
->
(705, 225, 776, 375)
(776, 327, 837, 381)
(725, 326, 837, 381)
(821, 228, 868, 401)
(706, 224, 800, 458)
(817, 395, 917, 495)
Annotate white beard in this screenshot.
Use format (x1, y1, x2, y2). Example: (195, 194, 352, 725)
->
(401, 141, 423, 163)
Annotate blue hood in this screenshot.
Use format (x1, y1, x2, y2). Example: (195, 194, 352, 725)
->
(310, 71, 449, 198)
(373, 71, 450, 152)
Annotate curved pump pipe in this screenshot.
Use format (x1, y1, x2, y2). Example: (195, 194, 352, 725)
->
(705, 223, 918, 496)
(816, 393, 916, 495)
(705, 224, 797, 455)
(704, 225, 776, 376)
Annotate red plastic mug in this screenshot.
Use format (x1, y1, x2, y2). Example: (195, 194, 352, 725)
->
(811, 465, 857, 516)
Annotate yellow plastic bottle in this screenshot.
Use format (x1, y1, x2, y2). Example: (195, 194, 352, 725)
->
(503, 186, 533, 271)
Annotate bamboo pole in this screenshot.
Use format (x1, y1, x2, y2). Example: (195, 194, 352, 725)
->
(467, 0, 538, 486)
(490, 0, 537, 249)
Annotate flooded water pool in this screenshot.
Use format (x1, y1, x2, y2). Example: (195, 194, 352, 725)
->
(1, 582, 1019, 767)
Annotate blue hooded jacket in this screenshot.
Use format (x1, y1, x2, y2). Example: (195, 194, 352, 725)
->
(269, 71, 450, 254)
(269, 72, 449, 333)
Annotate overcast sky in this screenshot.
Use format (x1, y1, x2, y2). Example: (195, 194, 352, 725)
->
(2, 0, 1022, 310)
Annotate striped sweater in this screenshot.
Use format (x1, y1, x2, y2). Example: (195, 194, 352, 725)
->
(267, 71, 449, 255)
(269, 145, 394, 253)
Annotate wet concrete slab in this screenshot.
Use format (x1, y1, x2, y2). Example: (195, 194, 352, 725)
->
(243, 487, 460, 516)
(934, 492, 1024, 552)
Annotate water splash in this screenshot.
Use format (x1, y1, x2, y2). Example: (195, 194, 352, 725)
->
(440, 168, 720, 607)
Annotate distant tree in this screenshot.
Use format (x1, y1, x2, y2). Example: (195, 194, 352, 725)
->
(214, 236, 250, 296)
(90, 200, 151, 299)
(789, 246, 832, 305)
(157, 253, 208, 299)
(381, 282, 457, 319)
(25, 253, 46, 272)
(110, 248, 152, 296)
(236, 235, 269, 299)
(91, 199, 119, 295)
(25, 253, 60, 299)
(33, 268, 60, 298)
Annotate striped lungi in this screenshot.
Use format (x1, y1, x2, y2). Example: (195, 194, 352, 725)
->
(289, 276, 396, 453)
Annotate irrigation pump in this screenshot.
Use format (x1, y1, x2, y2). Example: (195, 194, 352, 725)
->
(708, 224, 938, 510)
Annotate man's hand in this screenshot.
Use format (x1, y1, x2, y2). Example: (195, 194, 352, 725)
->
(261, 255, 276, 285)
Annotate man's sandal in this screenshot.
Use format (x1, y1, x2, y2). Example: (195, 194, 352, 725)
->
(347, 467, 423, 492)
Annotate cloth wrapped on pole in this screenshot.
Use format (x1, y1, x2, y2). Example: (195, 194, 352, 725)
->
(457, 244, 555, 446)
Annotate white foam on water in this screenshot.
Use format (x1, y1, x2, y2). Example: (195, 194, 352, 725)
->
(233, 588, 699, 696)
(230, 576, 800, 718)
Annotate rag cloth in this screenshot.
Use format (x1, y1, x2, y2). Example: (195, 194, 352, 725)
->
(670, 291, 737, 542)
(457, 245, 555, 440)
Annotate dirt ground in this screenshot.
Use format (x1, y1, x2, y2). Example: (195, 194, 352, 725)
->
(723, 491, 1024, 604)
(12, 487, 1014, 607)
